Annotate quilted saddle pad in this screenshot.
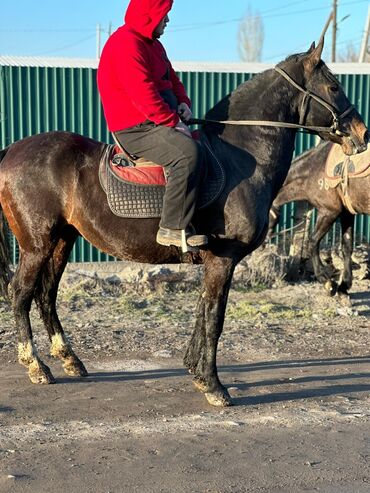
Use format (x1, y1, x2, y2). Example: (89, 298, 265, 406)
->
(99, 137, 226, 218)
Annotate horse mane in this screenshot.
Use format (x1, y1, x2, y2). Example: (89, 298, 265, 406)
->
(293, 144, 322, 163)
(203, 68, 276, 136)
(281, 53, 338, 86)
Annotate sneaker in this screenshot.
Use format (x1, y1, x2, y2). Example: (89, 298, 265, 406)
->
(156, 227, 208, 248)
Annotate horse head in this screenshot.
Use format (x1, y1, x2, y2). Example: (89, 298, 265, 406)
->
(276, 37, 368, 156)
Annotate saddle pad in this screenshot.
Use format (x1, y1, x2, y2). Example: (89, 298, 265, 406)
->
(102, 138, 225, 218)
(106, 163, 165, 218)
(113, 164, 166, 186)
(325, 144, 370, 184)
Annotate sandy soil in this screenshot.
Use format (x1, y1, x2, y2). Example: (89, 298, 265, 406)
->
(0, 256, 369, 493)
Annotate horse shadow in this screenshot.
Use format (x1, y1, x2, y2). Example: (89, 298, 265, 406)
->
(233, 381, 370, 406)
(350, 290, 370, 316)
(0, 406, 15, 413)
(59, 355, 370, 407)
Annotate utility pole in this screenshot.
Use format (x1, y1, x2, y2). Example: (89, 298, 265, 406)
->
(359, 5, 370, 62)
(331, 0, 337, 62)
(96, 23, 101, 60)
(320, 11, 333, 42)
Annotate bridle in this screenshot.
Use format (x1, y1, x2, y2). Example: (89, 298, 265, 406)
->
(274, 66, 354, 137)
(189, 65, 354, 138)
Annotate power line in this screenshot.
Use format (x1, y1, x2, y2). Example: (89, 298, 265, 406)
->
(255, 0, 310, 15)
(263, 35, 363, 62)
(34, 33, 96, 56)
(167, 0, 310, 30)
(0, 28, 96, 33)
(167, 0, 368, 33)
(0, 0, 366, 35)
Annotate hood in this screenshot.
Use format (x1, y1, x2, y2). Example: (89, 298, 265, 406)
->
(125, 0, 173, 39)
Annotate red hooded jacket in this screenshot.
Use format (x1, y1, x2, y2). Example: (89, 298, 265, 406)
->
(97, 0, 191, 132)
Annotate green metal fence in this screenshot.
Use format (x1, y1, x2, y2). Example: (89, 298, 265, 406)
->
(0, 61, 369, 263)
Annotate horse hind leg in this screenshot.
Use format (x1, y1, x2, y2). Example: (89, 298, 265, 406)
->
(336, 210, 354, 306)
(11, 252, 55, 384)
(309, 210, 339, 296)
(34, 231, 88, 378)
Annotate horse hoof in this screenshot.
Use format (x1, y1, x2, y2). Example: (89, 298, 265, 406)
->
(205, 390, 233, 407)
(28, 361, 56, 384)
(63, 358, 88, 377)
(338, 292, 352, 307)
(192, 376, 208, 393)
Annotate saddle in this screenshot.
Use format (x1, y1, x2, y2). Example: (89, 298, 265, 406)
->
(99, 134, 226, 218)
(324, 144, 370, 214)
(325, 144, 370, 187)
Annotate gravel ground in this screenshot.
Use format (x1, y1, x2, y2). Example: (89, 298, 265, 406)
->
(0, 250, 369, 492)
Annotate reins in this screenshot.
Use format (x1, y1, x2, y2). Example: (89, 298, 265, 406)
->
(189, 66, 354, 138)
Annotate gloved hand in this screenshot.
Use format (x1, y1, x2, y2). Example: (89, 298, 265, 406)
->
(175, 121, 192, 138)
(178, 102, 192, 122)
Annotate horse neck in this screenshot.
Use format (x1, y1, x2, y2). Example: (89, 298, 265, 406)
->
(273, 142, 331, 206)
(208, 69, 301, 176)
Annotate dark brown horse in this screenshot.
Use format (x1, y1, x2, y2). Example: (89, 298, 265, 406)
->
(268, 142, 370, 300)
(0, 40, 367, 407)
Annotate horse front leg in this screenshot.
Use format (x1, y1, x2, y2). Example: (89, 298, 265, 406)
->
(309, 210, 339, 296)
(185, 254, 235, 407)
(183, 288, 206, 376)
(337, 210, 354, 304)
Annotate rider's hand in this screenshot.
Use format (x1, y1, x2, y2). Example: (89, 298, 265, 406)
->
(178, 102, 192, 122)
(175, 121, 192, 138)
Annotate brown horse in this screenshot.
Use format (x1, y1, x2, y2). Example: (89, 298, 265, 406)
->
(0, 40, 367, 407)
(268, 142, 370, 300)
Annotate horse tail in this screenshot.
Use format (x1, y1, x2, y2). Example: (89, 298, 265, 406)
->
(0, 147, 12, 299)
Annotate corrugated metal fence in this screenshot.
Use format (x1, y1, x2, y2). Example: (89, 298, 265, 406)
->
(0, 63, 369, 263)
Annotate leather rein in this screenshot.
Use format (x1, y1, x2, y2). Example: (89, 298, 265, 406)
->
(189, 66, 354, 138)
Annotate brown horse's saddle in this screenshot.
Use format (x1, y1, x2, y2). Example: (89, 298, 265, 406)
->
(325, 144, 370, 188)
(98, 134, 226, 218)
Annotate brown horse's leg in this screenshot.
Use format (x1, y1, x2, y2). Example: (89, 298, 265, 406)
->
(337, 210, 354, 303)
(184, 287, 206, 377)
(185, 253, 235, 407)
(34, 232, 88, 377)
(11, 253, 55, 384)
(309, 210, 339, 296)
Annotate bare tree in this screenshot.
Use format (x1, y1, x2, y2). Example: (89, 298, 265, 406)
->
(238, 7, 264, 62)
(337, 41, 360, 62)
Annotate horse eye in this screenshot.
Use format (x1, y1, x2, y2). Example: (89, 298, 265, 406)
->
(329, 84, 339, 93)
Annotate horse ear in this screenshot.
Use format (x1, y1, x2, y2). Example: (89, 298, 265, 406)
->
(304, 36, 324, 72)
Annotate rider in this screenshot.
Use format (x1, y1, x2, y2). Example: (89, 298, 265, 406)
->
(97, 0, 207, 249)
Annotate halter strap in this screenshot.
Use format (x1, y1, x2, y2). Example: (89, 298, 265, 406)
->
(274, 66, 354, 135)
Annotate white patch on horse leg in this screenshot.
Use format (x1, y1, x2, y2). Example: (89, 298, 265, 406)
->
(50, 333, 70, 359)
(18, 341, 55, 384)
(50, 333, 87, 377)
(18, 340, 38, 367)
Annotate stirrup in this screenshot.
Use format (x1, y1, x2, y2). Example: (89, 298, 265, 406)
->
(181, 230, 197, 253)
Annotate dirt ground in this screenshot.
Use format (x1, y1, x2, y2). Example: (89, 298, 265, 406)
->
(0, 251, 370, 493)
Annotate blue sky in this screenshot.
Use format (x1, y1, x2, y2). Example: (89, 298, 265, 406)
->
(0, 0, 368, 63)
